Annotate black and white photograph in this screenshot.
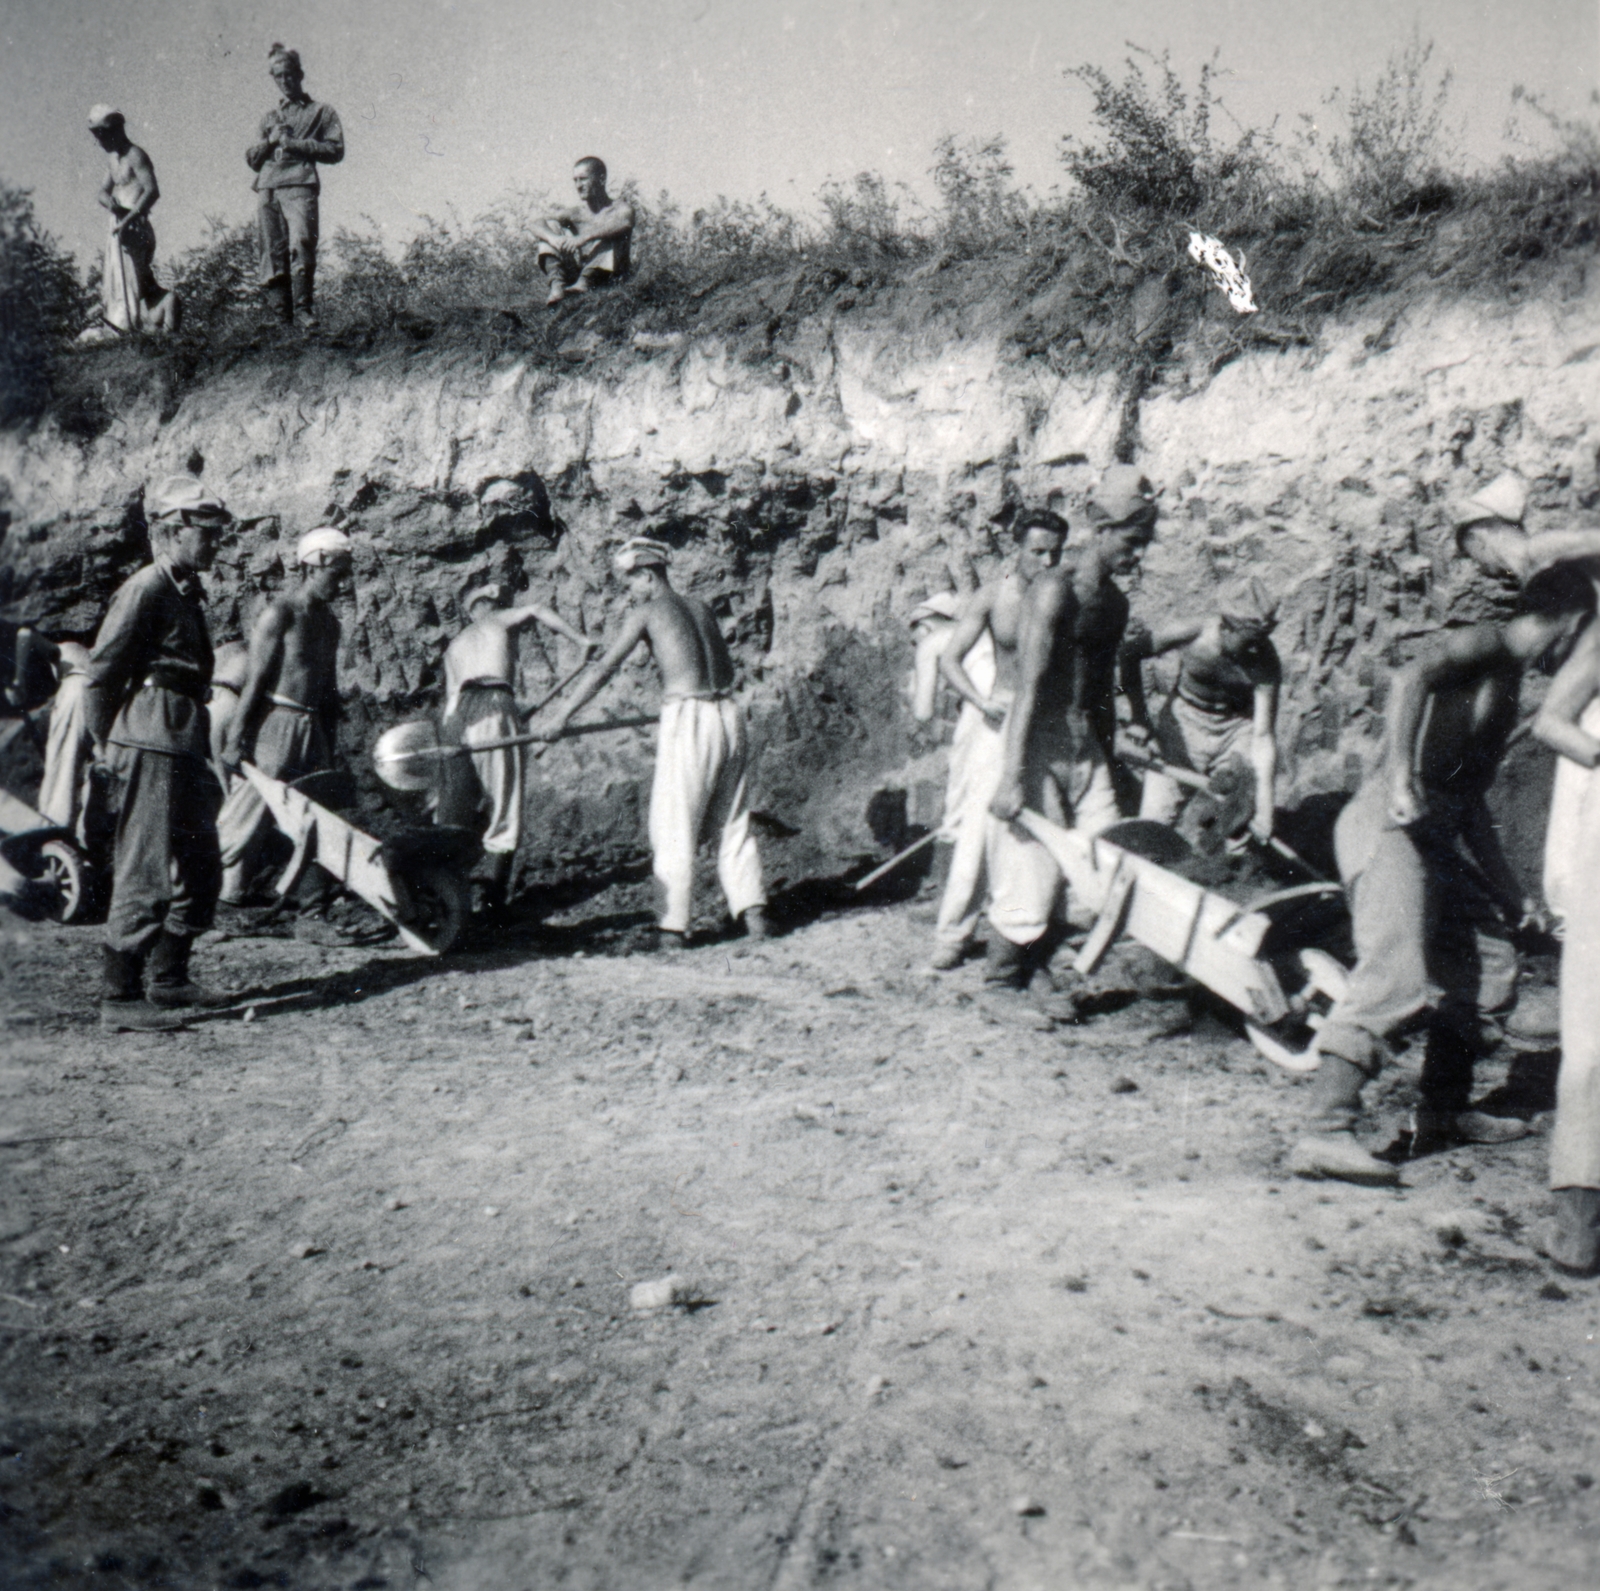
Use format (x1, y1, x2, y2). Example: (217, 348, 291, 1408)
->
(1, 1, 1598, 1585)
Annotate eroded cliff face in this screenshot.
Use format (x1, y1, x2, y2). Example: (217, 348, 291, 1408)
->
(2, 276, 1596, 893)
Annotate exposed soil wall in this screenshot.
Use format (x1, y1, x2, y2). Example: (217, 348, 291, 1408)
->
(2, 272, 1596, 896)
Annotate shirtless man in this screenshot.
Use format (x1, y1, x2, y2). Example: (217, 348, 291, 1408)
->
(217, 528, 351, 909)
(932, 512, 1068, 971)
(83, 105, 179, 338)
(432, 576, 595, 911)
(1125, 576, 1281, 844)
(986, 469, 1157, 999)
(1289, 565, 1595, 1187)
(539, 537, 765, 945)
(532, 157, 634, 306)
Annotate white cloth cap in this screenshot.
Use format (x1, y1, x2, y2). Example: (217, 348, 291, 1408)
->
(614, 537, 672, 573)
(297, 526, 352, 566)
(1452, 471, 1528, 529)
(150, 475, 228, 520)
(909, 592, 959, 625)
(88, 105, 123, 130)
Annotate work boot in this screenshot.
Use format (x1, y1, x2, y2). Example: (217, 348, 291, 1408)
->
(652, 926, 689, 953)
(1413, 1107, 1532, 1151)
(100, 946, 186, 1032)
(980, 936, 1054, 1029)
(146, 931, 235, 1009)
(291, 268, 318, 327)
(544, 270, 566, 307)
(1542, 1189, 1600, 1277)
(742, 906, 770, 941)
(1286, 1129, 1400, 1188)
(261, 278, 293, 326)
(1505, 986, 1560, 1049)
(927, 941, 968, 973)
(476, 853, 514, 916)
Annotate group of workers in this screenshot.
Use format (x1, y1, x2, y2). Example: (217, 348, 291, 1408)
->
(903, 464, 1600, 1277)
(8, 456, 1600, 1280)
(80, 42, 634, 340)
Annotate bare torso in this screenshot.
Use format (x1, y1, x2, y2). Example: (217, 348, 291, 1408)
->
(1028, 559, 1129, 732)
(260, 593, 340, 714)
(444, 616, 516, 700)
(643, 589, 734, 697)
(986, 572, 1032, 697)
(1413, 665, 1520, 796)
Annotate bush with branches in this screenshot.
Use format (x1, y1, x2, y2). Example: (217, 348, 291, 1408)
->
(0, 181, 92, 424)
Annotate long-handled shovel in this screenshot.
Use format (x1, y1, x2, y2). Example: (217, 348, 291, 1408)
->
(853, 826, 953, 891)
(374, 715, 656, 789)
(1114, 736, 1328, 880)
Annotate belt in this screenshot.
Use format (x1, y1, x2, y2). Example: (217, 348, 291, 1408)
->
(663, 689, 732, 703)
(140, 669, 206, 701)
(458, 678, 514, 693)
(268, 692, 317, 713)
(1175, 688, 1248, 720)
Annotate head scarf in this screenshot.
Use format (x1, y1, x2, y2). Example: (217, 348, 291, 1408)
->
(1451, 471, 1528, 530)
(1092, 465, 1158, 527)
(1217, 576, 1278, 632)
(297, 526, 352, 567)
(613, 537, 672, 574)
(87, 105, 124, 131)
(908, 592, 959, 626)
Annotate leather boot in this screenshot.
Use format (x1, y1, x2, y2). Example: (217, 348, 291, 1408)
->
(262, 278, 293, 326)
(742, 906, 770, 941)
(146, 931, 233, 1009)
(1545, 1189, 1600, 1277)
(477, 852, 513, 916)
(101, 946, 185, 1032)
(980, 936, 1054, 1029)
(291, 267, 317, 327)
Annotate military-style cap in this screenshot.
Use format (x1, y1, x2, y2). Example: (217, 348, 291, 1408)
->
(1451, 471, 1528, 529)
(150, 475, 229, 521)
(1092, 465, 1158, 526)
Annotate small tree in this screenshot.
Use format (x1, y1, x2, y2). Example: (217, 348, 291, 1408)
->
(0, 180, 90, 425)
(931, 134, 1028, 252)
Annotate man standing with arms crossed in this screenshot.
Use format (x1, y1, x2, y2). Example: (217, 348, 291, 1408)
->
(986, 469, 1158, 1004)
(217, 528, 352, 918)
(432, 576, 596, 913)
(247, 43, 343, 328)
(539, 538, 766, 946)
(87, 478, 231, 1029)
(933, 511, 1069, 972)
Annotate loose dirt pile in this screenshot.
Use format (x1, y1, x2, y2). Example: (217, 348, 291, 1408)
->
(2, 881, 1596, 1589)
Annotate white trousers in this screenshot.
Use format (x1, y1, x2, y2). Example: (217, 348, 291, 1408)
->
(650, 697, 765, 934)
(987, 721, 1122, 948)
(38, 674, 93, 831)
(935, 702, 1006, 948)
(1549, 700, 1600, 1189)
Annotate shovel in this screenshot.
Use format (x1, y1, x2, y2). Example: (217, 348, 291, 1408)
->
(374, 715, 656, 789)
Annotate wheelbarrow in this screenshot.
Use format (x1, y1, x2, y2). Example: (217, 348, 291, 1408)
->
(0, 782, 96, 923)
(1015, 807, 1349, 1069)
(239, 763, 479, 956)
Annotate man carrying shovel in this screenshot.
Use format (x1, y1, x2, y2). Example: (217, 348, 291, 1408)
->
(534, 537, 767, 947)
(431, 575, 595, 912)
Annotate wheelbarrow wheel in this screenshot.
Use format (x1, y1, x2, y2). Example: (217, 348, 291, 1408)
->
(38, 839, 88, 924)
(405, 863, 472, 955)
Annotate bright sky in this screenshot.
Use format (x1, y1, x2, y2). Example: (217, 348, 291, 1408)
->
(1, 0, 1595, 270)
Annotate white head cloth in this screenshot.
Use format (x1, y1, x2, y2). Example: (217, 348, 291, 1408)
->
(614, 537, 672, 573)
(297, 526, 352, 566)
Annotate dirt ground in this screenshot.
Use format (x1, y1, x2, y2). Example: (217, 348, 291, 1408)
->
(2, 874, 1598, 1591)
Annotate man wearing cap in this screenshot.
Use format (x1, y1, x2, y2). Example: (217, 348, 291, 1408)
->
(532, 158, 634, 307)
(431, 577, 596, 912)
(86, 477, 230, 1029)
(1288, 565, 1597, 1186)
(985, 470, 1156, 1008)
(1124, 577, 1282, 844)
(82, 106, 180, 339)
(933, 514, 1071, 973)
(247, 44, 344, 328)
(217, 528, 352, 911)
(538, 538, 766, 945)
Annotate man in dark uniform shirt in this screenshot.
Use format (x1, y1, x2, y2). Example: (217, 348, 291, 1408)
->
(246, 43, 344, 327)
(87, 477, 232, 1030)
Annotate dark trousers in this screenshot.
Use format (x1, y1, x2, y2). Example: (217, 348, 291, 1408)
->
(103, 745, 222, 955)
